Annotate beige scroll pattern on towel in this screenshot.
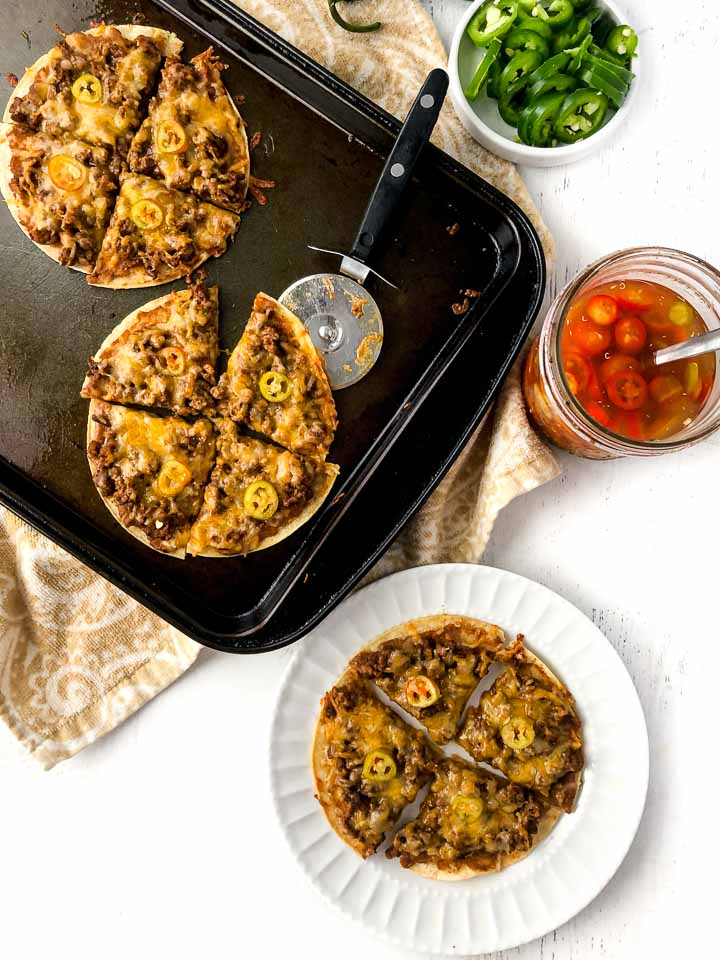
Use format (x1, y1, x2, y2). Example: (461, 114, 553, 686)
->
(0, 0, 559, 769)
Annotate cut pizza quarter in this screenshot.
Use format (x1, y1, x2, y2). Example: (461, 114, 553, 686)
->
(350, 615, 509, 745)
(88, 173, 240, 288)
(5, 24, 182, 157)
(186, 418, 339, 557)
(81, 277, 219, 415)
(87, 399, 215, 557)
(128, 48, 250, 212)
(457, 641, 584, 813)
(386, 756, 560, 880)
(0, 123, 119, 270)
(313, 670, 438, 859)
(213, 293, 337, 460)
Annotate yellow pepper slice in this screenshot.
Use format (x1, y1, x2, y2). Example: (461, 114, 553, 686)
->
(451, 794, 484, 824)
(71, 73, 102, 104)
(685, 362, 701, 400)
(157, 460, 192, 497)
(405, 675, 440, 708)
(48, 155, 87, 192)
(259, 370, 293, 403)
(243, 480, 279, 520)
(668, 301, 693, 326)
(156, 119, 188, 154)
(159, 345, 187, 376)
(501, 717, 536, 751)
(130, 199, 164, 231)
(362, 749, 397, 782)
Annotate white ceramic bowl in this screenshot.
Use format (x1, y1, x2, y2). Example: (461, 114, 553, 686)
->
(448, 0, 640, 166)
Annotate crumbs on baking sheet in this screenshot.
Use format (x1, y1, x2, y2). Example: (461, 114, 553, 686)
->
(5, 72, 18, 87)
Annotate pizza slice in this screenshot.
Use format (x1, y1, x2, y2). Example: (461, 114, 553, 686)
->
(457, 642, 584, 812)
(6, 24, 182, 156)
(0, 123, 119, 270)
(350, 615, 508, 745)
(88, 173, 240, 288)
(186, 418, 339, 557)
(386, 756, 560, 879)
(313, 670, 438, 859)
(128, 48, 250, 212)
(87, 400, 215, 557)
(213, 293, 337, 460)
(81, 277, 219, 415)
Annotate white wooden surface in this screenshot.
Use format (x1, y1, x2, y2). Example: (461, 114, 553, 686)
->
(1, 2, 716, 958)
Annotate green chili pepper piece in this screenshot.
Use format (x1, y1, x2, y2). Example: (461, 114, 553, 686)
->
(531, 0, 574, 30)
(467, 1, 519, 47)
(498, 75, 532, 126)
(584, 56, 632, 92)
(519, 91, 566, 145)
(486, 55, 504, 99)
(552, 16, 591, 54)
(503, 28, 550, 60)
(498, 49, 543, 98)
(587, 45, 635, 81)
(328, 0, 381, 33)
(566, 34, 593, 73)
(464, 38, 503, 100)
(578, 67, 627, 108)
(516, 11, 553, 40)
(554, 88, 608, 143)
(526, 71, 577, 101)
(527, 51, 570, 85)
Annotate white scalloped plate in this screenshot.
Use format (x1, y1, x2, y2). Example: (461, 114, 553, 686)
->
(269, 564, 648, 955)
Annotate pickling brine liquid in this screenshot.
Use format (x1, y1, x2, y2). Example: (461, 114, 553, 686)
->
(558, 279, 715, 441)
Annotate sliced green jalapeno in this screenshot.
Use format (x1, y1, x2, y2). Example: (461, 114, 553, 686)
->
(464, 38, 503, 100)
(578, 66, 627, 108)
(552, 16, 591, 54)
(503, 27, 550, 60)
(516, 10, 553, 40)
(518, 91, 565, 145)
(605, 23, 638, 58)
(554, 88, 608, 143)
(567, 34, 592, 73)
(530, 0, 574, 30)
(526, 72, 577, 101)
(498, 49, 543, 98)
(526, 51, 570, 85)
(498, 75, 531, 126)
(467, 0, 519, 47)
(486, 55, 504, 99)
(328, 0, 381, 33)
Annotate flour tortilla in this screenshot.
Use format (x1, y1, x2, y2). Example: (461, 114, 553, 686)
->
(0, 26, 183, 273)
(313, 618, 575, 874)
(86, 398, 195, 560)
(190, 456, 339, 558)
(3, 25, 182, 123)
(407, 801, 563, 881)
(0, 124, 90, 273)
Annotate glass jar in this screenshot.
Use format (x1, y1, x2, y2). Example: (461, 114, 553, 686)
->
(523, 246, 720, 459)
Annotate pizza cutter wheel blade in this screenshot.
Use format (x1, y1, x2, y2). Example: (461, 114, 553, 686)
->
(278, 69, 448, 390)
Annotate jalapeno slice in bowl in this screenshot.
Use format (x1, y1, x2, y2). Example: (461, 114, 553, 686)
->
(518, 91, 565, 146)
(362, 749, 397, 782)
(467, 0, 519, 47)
(554, 89, 608, 143)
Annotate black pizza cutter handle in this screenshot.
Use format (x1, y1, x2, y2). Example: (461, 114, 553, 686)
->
(349, 68, 448, 268)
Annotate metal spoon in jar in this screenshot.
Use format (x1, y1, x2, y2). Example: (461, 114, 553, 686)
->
(652, 328, 720, 366)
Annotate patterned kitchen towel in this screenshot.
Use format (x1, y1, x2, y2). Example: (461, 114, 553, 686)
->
(0, 0, 559, 768)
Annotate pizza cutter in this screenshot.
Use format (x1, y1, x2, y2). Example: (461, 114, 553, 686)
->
(279, 69, 448, 389)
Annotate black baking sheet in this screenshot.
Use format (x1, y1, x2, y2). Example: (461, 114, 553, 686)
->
(0, 0, 545, 651)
